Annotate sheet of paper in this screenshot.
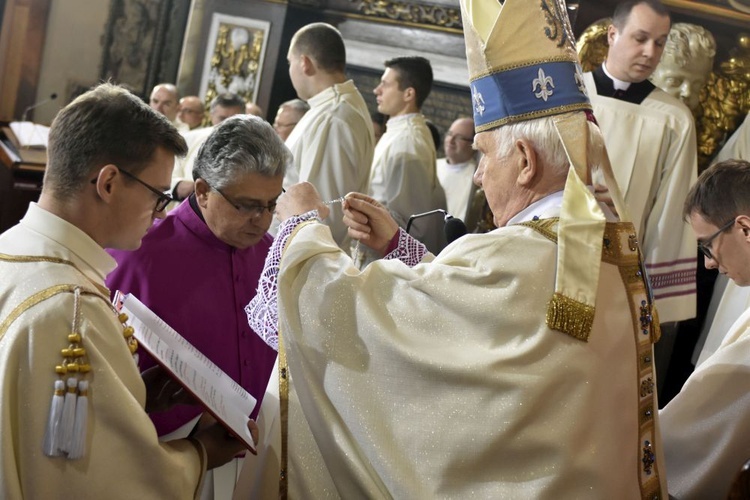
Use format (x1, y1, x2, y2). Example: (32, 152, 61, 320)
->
(120, 293, 257, 450)
(9, 121, 50, 149)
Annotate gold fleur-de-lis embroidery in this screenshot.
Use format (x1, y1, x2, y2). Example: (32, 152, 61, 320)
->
(532, 68, 555, 101)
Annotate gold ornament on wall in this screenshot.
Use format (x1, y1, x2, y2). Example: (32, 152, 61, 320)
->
(199, 14, 270, 110)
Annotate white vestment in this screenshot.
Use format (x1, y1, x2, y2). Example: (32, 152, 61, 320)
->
(369, 113, 447, 254)
(283, 80, 374, 250)
(692, 112, 750, 364)
(0, 204, 205, 499)
(660, 305, 750, 499)
(584, 73, 698, 322)
(715, 112, 750, 163)
(237, 207, 666, 498)
(436, 156, 477, 220)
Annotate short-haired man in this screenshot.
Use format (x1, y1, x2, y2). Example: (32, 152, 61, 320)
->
(149, 83, 186, 130)
(650, 22, 716, 113)
(171, 93, 247, 201)
(660, 159, 750, 499)
(283, 22, 375, 250)
(437, 116, 477, 220)
(272, 98, 310, 141)
(582, 0, 699, 389)
(0, 83, 256, 498)
(177, 95, 206, 130)
(368, 55, 447, 256)
(239, 0, 665, 496)
(583, 0, 697, 322)
(107, 115, 285, 499)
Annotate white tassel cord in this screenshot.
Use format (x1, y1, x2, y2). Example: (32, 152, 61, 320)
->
(58, 377, 78, 455)
(66, 380, 88, 459)
(42, 379, 65, 457)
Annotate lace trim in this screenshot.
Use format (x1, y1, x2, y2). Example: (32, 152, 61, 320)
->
(245, 211, 320, 351)
(383, 228, 427, 267)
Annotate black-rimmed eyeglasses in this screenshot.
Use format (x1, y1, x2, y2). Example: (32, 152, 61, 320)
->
(446, 130, 474, 143)
(204, 180, 282, 219)
(698, 217, 736, 260)
(90, 166, 174, 213)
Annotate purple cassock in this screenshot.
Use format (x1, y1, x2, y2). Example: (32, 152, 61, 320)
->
(106, 197, 276, 436)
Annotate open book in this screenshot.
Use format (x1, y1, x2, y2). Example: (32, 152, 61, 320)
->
(117, 292, 257, 451)
(9, 121, 50, 149)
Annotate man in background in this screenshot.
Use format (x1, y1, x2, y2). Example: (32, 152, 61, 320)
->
(283, 22, 374, 250)
(437, 116, 477, 221)
(582, 0, 698, 389)
(171, 93, 246, 202)
(149, 83, 186, 131)
(272, 98, 310, 141)
(368, 55, 446, 256)
(176, 95, 205, 130)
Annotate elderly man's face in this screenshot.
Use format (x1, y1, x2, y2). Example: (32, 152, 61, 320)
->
(651, 55, 713, 111)
(199, 172, 284, 249)
(150, 87, 179, 122)
(606, 3, 671, 83)
(473, 131, 526, 227)
(177, 97, 205, 129)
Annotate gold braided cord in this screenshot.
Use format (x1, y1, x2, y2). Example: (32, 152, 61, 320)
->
(0, 253, 110, 297)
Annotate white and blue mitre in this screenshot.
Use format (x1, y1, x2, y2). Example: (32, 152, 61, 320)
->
(460, 0, 635, 341)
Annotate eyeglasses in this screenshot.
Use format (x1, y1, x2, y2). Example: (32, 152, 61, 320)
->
(446, 130, 474, 143)
(698, 217, 736, 260)
(90, 166, 174, 213)
(204, 179, 281, 218)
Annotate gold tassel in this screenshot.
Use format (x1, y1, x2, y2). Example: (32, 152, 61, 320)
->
(546, 292, 595, 342)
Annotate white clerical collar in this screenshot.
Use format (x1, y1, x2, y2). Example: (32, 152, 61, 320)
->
(506, 187, 617, 226)
(507, 191, 565, 225)
(602, 62, 631, 91)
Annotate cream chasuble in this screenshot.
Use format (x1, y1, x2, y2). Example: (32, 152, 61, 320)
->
(240, 217, 665, 499)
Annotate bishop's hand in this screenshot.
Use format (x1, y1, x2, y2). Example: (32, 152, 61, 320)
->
(276, 182, 330, 222)
(343, 192, 399, 257)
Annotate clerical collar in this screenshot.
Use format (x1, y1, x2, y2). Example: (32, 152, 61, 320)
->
(602, 62, 630, 91)
(507, 191, 564, 225)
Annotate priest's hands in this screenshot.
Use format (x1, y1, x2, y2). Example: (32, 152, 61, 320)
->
(275, 182, 330, 222)
(193, 417, 260, 470)
(142, 365, 196, 413)
(343, 193, 399, 256)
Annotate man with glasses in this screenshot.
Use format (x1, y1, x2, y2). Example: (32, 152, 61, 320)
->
(177, 95, 206, 130)
(659, 159, 750, 498)
(0, 83, 256, 498)
(437, 116, 477, 221)
(106, 115, 286, 500)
